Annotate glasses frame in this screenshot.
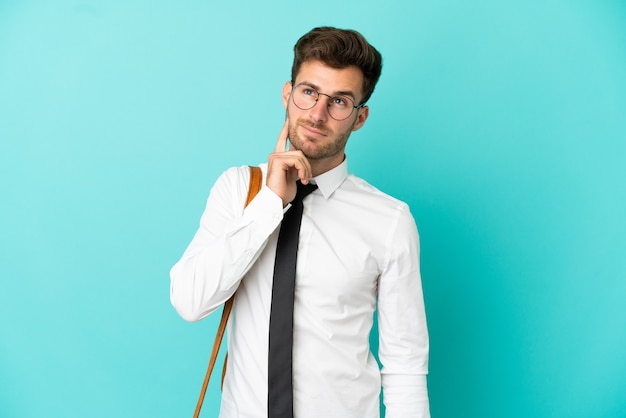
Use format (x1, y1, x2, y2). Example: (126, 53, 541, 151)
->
(290, 83, 366, 121)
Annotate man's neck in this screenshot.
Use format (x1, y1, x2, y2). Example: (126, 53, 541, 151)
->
(310, 153, 346, 178)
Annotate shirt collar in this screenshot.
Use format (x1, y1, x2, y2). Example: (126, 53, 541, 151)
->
(309, 158, 348, 200)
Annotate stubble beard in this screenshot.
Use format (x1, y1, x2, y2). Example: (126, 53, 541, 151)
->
(287, 115, 355, 161)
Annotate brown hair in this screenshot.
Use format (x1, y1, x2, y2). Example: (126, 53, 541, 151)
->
(291, 27, 383, 105)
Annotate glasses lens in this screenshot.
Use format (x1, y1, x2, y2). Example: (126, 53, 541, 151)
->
(328, 100, 353, 120)
(292, 84, 356, 120)
(293, 85, 317, 110)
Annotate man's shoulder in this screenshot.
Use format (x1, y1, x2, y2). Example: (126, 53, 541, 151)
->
(344, 174, 409, 210)
(209, 164, 269, 204)
(340, 174, 418, 238)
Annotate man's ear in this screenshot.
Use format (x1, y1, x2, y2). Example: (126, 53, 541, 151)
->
(282, 81, 292, 109)
(352, 105, 369, 132)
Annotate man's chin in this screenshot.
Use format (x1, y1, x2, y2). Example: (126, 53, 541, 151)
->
(291, 141, 323, 160)
(298, 147, 321, 160)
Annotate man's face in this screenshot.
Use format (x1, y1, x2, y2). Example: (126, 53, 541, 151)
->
(282, 60, 369, 166)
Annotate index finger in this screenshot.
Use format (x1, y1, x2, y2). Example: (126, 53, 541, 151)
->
(274, 118, 289, 153)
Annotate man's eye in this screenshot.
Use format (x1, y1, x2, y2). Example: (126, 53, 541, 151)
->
(332, 97, 347, 107)
(303, 88, 315, 96)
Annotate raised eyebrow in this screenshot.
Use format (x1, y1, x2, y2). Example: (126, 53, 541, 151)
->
(332, 90, 356, 101)
(298, 82, 320, 91)
(299, 82, 356, 101)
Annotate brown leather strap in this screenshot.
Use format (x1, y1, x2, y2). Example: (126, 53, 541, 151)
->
(245, 166, 263, 207)
(193, 166, 263, 418)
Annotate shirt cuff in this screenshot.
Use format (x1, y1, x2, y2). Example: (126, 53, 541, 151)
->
(382, 374, 430, 418)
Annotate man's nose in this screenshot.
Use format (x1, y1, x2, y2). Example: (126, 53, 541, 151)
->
(308, 95, 330, 122)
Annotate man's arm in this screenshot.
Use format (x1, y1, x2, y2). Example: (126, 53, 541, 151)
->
(377, 204, 430, 418)
(169, 166, 284, 321)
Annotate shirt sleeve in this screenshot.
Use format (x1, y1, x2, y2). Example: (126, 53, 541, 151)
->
(377, 203, 430, 418)
(169, 165, 284, 322)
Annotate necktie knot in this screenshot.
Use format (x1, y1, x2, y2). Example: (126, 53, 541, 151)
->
(294, 181, 318, 202)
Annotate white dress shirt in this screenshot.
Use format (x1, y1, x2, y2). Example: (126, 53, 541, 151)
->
(170, 160, 430, 418)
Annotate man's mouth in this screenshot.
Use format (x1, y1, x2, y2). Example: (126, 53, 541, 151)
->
(299, 121, 328, 137)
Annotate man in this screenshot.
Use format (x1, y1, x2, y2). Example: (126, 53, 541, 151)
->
(170, 27, 430, 418)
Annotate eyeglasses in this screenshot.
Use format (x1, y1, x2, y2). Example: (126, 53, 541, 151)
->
(290, 83, 365, 121)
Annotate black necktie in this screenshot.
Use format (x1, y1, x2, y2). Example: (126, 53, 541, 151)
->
(268, 181, 318, 418)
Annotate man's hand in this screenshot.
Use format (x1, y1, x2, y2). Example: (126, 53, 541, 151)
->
(267, 119, 312, 207)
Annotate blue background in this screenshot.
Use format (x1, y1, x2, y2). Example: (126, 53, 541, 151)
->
(1, 1, 625, 417)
